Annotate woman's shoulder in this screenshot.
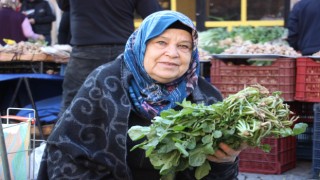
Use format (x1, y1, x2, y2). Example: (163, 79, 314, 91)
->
(87, 55, 124, 82)
(197, 76, 223, 102)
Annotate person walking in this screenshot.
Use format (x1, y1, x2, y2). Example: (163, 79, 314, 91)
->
(286, 0, 320, 55)
(56, 0, 162, 116)
(20, 0, 56, 45)
(0, 0, 44, 46)
(57, 11, 70, 44)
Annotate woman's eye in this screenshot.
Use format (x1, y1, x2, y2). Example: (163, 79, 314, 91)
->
(179, 45, 190, 49)
(157, 41, 166, 46)
(178, 44, 191, 51)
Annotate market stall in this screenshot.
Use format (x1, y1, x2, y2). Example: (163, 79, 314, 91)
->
(0, 41, 71, 139)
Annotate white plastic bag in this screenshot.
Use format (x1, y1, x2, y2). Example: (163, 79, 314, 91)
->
(29, 142, 46, 179)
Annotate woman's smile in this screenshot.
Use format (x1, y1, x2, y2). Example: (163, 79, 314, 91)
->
(159, 61, 179, 67)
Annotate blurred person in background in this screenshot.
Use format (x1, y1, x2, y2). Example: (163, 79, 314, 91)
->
(57, 11, 70, 44)
(20, 0, 56, 45)
(56, 0, 162, 116)
(286, 0, 320, 55)
(57, 0, 70, 44)
(0, 0, 44, 46)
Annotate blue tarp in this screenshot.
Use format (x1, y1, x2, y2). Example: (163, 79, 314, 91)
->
(16, 96, 61, 123)
(0, 73, 63, 123)
(0, 74, 63, 81)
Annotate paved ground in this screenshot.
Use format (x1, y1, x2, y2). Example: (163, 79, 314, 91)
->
(238, 160, 316, 180)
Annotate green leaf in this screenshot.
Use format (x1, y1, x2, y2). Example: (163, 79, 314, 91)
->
(157, 151, 181, 175)
(278, 128, 294, 137)
(212, 130, 222, 138)
(293, 123, 308, 136)
(202, 143, 214, 154)
(186, 137, 196, 150)
(222, 128, 235, 135)
(127, 126, 150, 141)
(201, 135, 212, 144)
(157, 138, 176, 153)
(146, 146, 155, 157)
(260, 144, 271, 153)
(201, 122, 215, 133)
(175, 142, 189, 156)
(189, 147, 207, 167)
(160, 108, 178, 118)
(195, 160, 211, 180)
(172, 125, 186, 131)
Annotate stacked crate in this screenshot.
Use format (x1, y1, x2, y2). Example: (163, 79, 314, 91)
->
(211, 58, 296, 101)
(294, 57, 320, 178)
(210, 57, 297, 173)
(295, 58, 320, 102)
(239, 136, 296, 174)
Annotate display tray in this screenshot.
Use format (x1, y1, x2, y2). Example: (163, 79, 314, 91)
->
(212, 54, 297, 60)
(306, 56, 320, 60)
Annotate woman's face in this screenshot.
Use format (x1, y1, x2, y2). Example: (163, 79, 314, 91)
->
(144, 28, 193, 84)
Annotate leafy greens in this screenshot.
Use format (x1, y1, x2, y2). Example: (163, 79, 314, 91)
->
(128, 84, 307, 180)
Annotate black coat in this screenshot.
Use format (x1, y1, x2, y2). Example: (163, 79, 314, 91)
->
(56, 0, 162, 46)
(286, 0, 320, 55)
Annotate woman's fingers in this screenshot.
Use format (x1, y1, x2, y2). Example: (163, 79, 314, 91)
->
(207, 143, 242, 163)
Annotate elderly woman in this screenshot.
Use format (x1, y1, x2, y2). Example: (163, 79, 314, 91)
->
(37, 10, 242, 179)
(0, 0, 44, 45)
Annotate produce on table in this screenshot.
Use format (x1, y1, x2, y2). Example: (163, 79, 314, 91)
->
(222, 42, 301, 57)
(313, 50, 320, 56)
(0, 41, 44, 54)
(128, 84, 307, 180)
(198, 26, 290, 55)
(229, 26, 287, 44)
(198, 27, 230, 54)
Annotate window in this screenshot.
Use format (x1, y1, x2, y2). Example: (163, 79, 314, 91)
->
(207, 0, 241, 21)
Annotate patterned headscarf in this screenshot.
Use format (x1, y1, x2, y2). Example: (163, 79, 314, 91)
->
(124, 10, 200, 119)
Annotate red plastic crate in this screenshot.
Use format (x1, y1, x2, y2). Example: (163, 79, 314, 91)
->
(210, 58, 296, 101)
(295, 57, 320, 102)
(239, 136, 296, 174)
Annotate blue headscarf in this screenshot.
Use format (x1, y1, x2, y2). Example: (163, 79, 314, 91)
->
(124, 10, 200, 119)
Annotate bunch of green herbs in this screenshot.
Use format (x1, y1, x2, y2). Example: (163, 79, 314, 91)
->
(128, 84, 307, 180)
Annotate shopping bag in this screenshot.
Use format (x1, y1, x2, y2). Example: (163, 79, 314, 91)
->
(0, 122, 30, 180)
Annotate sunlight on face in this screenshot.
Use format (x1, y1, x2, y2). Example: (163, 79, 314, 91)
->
(144, 28, 192, 84)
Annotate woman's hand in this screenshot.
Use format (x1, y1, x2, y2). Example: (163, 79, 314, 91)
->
(207, 143, 247, 163)
(29, 18, 35, 24)
(37, 34, 45, 41)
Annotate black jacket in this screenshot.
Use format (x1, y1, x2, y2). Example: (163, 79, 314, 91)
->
(20, 0, 56, 36)
(37, 55, 239, 180)
(286, 0, 320, 55)
(56, 0, 162, 46)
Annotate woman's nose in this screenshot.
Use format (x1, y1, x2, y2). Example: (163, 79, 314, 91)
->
(165, 45, 179, 57)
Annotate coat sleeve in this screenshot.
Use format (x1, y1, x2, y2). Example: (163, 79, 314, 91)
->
(56, 0, 70, 11)
(135, 0, 163, 19)
(286, 2, 301, 51)
(37, 61, 132, 180)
